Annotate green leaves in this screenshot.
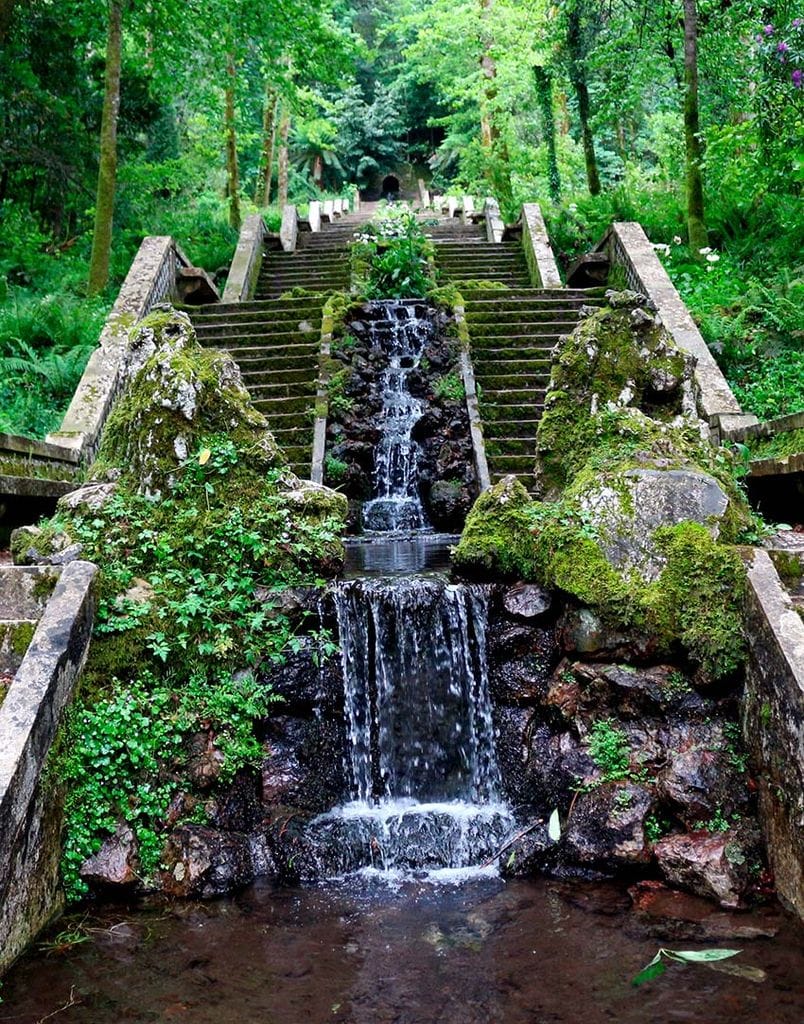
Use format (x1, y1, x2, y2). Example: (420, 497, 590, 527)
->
(632, 947, 742, 987)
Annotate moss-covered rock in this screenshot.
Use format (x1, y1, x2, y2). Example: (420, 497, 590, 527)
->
(453, 476, 539, 579)
(93, 309, 281, 499)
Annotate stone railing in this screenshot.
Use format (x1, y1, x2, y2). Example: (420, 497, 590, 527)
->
(520, 203, 562, 289)
(0, 560, 98, 972)
(597, 223, 757, 440)
(222, 213, 267, 303)
(483, 197, 504, 244)
(743, 549, 804, 919)
(46, 236, 192, 461)
(280, 204, 298, 252)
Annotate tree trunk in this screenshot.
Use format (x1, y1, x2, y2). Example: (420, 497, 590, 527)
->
(683, 0, 707, 252)
(277, 104, 290, 211)
(566, 1, 601, 197)
(534, 65, 561, 202)
(255, 84, 278, 206)
(224, 51, 241, 232)
(0, 0, 20, 43)
(479, 0, 498, 149)
(87, 0, 123, 296)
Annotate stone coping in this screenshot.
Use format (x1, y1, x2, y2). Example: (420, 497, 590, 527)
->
(46, 236, 192, 461)
(520, 203, 562, 289)
(483, 197, 504, 243)
(222, 214, 267, 303)
(0, 560, 98, 972)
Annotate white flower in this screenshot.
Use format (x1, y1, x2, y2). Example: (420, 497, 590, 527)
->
(652, 242, 671, 255)
(706, 253, 720, 263)
(673, 235, 682, 245)
(698, 246, 712, 255)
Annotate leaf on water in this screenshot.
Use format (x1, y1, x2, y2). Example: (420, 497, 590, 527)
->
(631, 960, 667, 987)
(708, 962, 767, 983)
(548, 808, 561, 842)
(665, 948, 742, 963)
(198, 448, 211, 466)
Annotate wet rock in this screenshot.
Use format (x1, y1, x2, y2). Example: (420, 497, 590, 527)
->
(654, 829, 760, 908)
(261, 715, 348, 813)
(570, 662, 708, 718)
(627, 881, 781, 941)
(564, 782, 654, 870)
(80, 824, 139, 888)
(427, 479, 467, 531)
(187, 731, 225, 789)
(556, 607, 656, 661)
(502, 583, 552, 620)
(498, 822, 555, 877)
(261, 636, 343, 709)
(162, 826, 256, 898)
(656, 720, 747, 826)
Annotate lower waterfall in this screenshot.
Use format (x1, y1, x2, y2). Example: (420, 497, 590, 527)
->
(307, 575, 513, 877)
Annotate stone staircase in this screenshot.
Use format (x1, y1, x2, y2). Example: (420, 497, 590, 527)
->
(189, 296, 325, 477)
(433, 240, 531, 288)
(189, 214, 370, 478)
(464, 288, 607, 484)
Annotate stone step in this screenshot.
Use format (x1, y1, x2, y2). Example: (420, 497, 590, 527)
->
(483, 387, 546, 401)
(241, 367, 313, 386)
(482, 419, 542, 438)
(247, 380, 317, 399)
(472, 333, 563, 348)
(465, 312, 581, 326)
(480, 402, 545, 421)
(201, 333, 321, 352)
(473, 346, 557, 362)
(478, 373, 550, 390)
(192, 297, 327, 315)
(474, 358, 551, 374)
(485, 438, 538, 457)
(234, 352, 319, 372)
(488, 455, 536, 473)
(253, 395, 315, 416)
(191, 307, 323, 326)
(194, 319, 321, 340)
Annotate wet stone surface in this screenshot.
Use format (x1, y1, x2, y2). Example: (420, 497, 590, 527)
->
(2, 877, 802, 1024)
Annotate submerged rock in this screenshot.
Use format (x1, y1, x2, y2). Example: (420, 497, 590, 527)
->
(162, 825, 259, 899)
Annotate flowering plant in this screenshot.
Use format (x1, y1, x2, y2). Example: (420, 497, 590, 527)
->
(754, 17, 804, 90)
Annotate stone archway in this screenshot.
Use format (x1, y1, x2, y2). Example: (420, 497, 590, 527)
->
(381, 175, 400, 200)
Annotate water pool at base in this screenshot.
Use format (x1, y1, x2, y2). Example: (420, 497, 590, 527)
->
(3, 877, 802, 1023)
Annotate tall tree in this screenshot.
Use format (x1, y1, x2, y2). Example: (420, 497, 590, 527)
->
(87, 0, 123, 295)
(255, 84, 278, 206)
(277, 103, 291, 209)
(682, 0, 707, 251)
(565, 0, 600, 196)
(224, 49, 242, 231)
(533, 63, 561, 201)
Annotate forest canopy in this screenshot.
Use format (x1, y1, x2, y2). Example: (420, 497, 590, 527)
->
(0, 0, 802, 436)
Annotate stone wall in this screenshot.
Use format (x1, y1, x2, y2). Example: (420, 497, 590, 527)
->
(0, 560, 97, 974)
(221, 214, 267, 303)
(46, 237, 191, 461)
(600, 222, 756, 440)
(743, 549, 804, 918)
(520, 204, 562, 289)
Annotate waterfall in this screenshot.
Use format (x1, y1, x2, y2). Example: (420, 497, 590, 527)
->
(307, 576, 513, 877)
(362, 302, 431, 534)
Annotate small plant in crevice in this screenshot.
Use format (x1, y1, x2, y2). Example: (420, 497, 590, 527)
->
(433, 372, 465, 402)
(586, 718, 632, 783)
(324, 454, 349, 483)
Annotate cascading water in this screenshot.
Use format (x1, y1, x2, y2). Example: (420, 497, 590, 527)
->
(307, 575, 513, 877)
(306, 297, 513, 880)
(361, 301, 431, 533)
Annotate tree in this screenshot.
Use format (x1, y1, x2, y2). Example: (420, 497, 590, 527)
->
(683, 0, 707, 252)
(533, 64, 561, 201)
(87, 0, 123, 295)
(224, 48, 242, 231)
(255, 84, 278, 205)
(564, 0, 600, 196)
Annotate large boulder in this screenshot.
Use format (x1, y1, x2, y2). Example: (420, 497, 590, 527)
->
(654, 828, 761, 908)
(453, 476, 538, 578)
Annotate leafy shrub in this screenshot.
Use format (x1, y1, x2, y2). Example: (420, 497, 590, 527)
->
(352, 207, 434, 299)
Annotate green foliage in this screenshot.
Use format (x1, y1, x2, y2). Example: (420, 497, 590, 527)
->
(586, 719, 631, 782)
(327, 368, 355, 417)
(45, 423, 346, 899)
(324, 454, 349, 482)
(433, 373, 465, 402)
(352, 208, 434, 299)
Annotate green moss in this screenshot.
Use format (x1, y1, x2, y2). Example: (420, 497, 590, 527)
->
(31, 570, 59, 602)
(9, 619, 35, 657)
(769, 549, 804, 586)
(644, 523, 747, 681)
(747, 427, 804, 461)
(453, 476, 539, 578)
